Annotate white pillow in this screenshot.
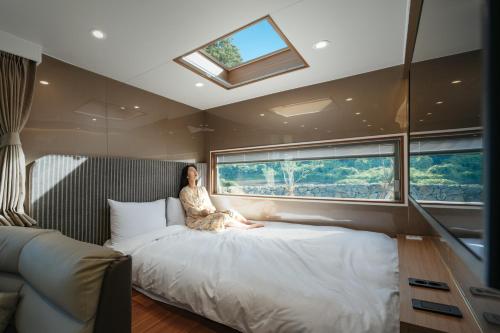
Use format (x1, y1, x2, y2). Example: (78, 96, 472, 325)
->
(167, 197, 186, 226)
(108, 199, 166, 245)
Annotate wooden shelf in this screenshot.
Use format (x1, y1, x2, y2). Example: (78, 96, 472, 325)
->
(398, 235, 480, 333)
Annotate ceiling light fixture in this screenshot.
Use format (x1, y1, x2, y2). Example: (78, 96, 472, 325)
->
(195, 82, 205, 87)
(92, 118, 97, 121)
(91, 29, 106, 39)
(427, 112, 432, 115)
(345, 97, 353, 102)
(436, 101, 443, 105)
(300, 124, 305, 128)
(355, 112, 361, 115)
(419, 119, 424, 122)
(120, 106, 126, 110)
(362, 119, 367, 122)
(313, 40, 330, 50)
(283, 121, 288, 124)
(269, 98, 332, 118)
(259, 113, 265, 117)
(133, 105, 140, 109)
(39, 80, 49, 85)
(451, 80, 462, 84)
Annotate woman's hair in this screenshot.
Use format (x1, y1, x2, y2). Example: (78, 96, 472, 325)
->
(178, 164, 198, 197)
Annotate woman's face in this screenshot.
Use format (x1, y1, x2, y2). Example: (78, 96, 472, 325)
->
(187, 166, 198, 181)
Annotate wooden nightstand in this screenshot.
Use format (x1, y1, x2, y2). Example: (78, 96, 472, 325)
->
(398, 235, 481, 333)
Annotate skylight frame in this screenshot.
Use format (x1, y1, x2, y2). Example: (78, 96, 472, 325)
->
(173, 15, 309, 90)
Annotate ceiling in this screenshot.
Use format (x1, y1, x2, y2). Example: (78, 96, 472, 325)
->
(0, 0, 409, 110)
(412, 0, 482, 62)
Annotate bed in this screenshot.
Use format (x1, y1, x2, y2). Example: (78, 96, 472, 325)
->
(107, 221, 399, 333)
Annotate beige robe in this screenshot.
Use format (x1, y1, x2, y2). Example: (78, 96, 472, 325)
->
(179, 186, 241, 231)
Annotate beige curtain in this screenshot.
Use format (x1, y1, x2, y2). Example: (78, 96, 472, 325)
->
(0, 51, 37, 226)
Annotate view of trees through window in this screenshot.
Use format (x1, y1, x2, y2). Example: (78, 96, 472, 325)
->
(216, 156, 397, 201)
(204, 38, 243, 68)
(410, 152, 483, 203)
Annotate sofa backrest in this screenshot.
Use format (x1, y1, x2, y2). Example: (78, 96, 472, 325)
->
(0, 226, 124, 333)
(0, 227, 51, 274)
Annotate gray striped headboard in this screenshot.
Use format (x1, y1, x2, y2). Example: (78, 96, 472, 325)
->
(27, 155, 207, 245)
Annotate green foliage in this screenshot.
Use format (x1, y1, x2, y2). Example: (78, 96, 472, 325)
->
(216, 152, 482, 191)
(219, 179, 238, 187)
(204, 38, 243, 68)
(409, 153, 482, 185)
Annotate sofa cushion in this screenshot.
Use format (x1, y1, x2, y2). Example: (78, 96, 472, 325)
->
(0, 273, 24, 293)
(18, 232, 122, 322)
(0, 292, 19, 332)
(15, 284, 93, 333)
(0, 227, 54, 274)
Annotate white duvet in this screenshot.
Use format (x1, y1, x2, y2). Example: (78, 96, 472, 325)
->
(111, 222, 399, 333)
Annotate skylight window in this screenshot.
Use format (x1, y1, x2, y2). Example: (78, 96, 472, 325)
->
(174, 16, 308, 89)
(202, 18, 288, 69)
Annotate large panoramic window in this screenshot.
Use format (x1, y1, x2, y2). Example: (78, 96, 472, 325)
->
(409, 134, 483, 204)
(212, 137, 403, 202)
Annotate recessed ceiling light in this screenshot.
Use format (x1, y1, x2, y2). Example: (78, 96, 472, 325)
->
(283, 121, 288, 124)
(355, 112, 361, 115)
(314, 127, 318, 130)
(92, 118, 97, 121)
(419, 119, 424, 122)
(436, 101, 443, 105)
(362, 119, 367, 122)
(367, 124, 372, 127)
(91, 29, 106, 39)
(259, 113, 265, 117)
(427, 112, 432, 115)
(133, 105, 140, 109)
(313, 40, 330, 49)
(345, 97, 353, 102)
(195, 82, 204, 87)
(300, 124, 305, 128)
(451, 80, 462, 84)
(39, 80, 49, 85)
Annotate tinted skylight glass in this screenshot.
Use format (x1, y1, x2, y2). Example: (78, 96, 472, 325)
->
(203, 18, 288, 69)
(182, 52, 224, 76)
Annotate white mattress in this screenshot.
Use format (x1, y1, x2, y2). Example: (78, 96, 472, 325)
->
(108, 222, 399, 333)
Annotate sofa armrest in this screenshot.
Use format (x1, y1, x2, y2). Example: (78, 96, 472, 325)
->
(93, 255, 132, 333)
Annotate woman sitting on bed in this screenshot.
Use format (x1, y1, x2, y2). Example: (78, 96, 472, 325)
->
(178, 164, 264, 231)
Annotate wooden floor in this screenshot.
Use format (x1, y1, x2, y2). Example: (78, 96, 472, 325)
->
(132, 290, 239, 333)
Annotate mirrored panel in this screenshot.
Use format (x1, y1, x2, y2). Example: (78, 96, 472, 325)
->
(409, 0, 483, 258)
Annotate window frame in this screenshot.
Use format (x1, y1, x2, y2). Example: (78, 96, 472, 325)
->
(173, 15, 308, 90)
(409, 129, 484, 207)
(209, 134, 406, 205)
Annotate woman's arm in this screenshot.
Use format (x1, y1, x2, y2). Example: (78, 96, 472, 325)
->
(201, 187, 217, 213)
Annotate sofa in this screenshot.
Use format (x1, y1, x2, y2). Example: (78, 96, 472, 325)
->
(0, 227, 131, 333)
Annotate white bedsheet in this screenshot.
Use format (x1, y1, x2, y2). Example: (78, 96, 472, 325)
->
(111, 222, 399, 333)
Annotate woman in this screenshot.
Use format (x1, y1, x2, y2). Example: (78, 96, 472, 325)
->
(178, 164, 264, 231)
